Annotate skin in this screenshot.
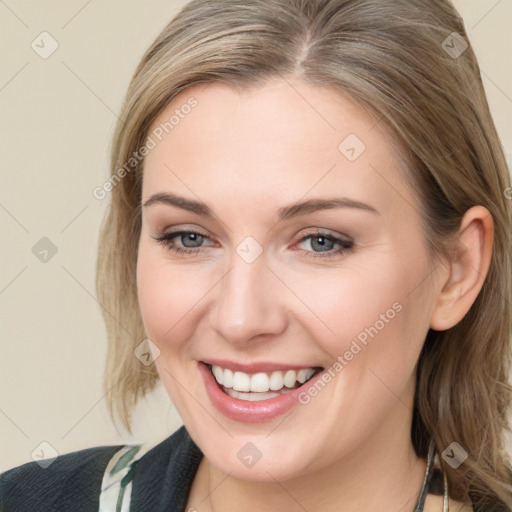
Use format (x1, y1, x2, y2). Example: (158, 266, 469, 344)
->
(136, 78, 492, 512)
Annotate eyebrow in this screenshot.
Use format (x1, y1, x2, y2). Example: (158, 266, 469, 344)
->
(142, 192, 380, 220)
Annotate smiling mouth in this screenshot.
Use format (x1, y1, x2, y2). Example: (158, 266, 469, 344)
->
(204, 363, 323, 402)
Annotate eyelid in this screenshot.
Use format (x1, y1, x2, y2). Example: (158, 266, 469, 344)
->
(153, 227, 354, 258)
(154, 226, 213, 242)
(295, 227, 352, 242)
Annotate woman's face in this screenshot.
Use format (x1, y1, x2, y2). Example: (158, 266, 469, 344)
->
(137, 78, 445, 481)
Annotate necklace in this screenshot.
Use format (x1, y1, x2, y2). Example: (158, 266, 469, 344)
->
(414, 438, 449, 512)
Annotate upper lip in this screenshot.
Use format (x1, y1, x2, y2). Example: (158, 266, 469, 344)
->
(200, 358, 323, 374)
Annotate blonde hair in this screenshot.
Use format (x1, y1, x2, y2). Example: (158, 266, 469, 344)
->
(96, 0, 512, 507)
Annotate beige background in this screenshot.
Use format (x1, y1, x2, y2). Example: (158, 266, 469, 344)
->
(1, 0, 511, 471)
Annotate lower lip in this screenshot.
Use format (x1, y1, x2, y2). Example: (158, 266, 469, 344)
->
(198, 362, 324, 423)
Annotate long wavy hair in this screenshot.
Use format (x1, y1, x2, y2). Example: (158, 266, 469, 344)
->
(95, 0, 512, 508)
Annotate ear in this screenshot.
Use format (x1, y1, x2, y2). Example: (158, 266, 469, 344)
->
(430, 205, 494, 331)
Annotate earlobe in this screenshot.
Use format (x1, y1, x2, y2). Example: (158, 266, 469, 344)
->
(430, 206, 494, 331)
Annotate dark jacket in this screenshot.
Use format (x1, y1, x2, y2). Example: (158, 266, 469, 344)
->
(0, 426, 202, 511)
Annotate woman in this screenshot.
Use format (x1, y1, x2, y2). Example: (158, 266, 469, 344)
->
(1, 0, 511, 510)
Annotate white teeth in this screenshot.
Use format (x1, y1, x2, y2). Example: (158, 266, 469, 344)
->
(224, 388, 293, 401)
(250, 372, 269, 392)
(223, 368, 233, 388)
(269, 371, 283, 391)
(233, 371, 251, 392)
(297, 369, 308, 383)
(283, 370, 296, 388)
(212, 365, 223, 385)
(210, 365, 317, 393)
(225, 389, 282, 401)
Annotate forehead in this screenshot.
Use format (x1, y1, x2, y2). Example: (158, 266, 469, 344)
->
(146, 79, 381, 159)
(141, 78, 415, 218)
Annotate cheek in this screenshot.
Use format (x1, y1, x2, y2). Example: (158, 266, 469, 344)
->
(283, 258, 432, 462)
(136, 245, 208, 350)
(136, 246, 210, 413)
(288, 254, 433, 370)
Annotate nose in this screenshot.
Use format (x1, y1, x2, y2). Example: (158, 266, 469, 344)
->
(209, 250, 287, 346)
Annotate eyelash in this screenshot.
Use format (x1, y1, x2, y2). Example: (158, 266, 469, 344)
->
(152, 229, 354, 259)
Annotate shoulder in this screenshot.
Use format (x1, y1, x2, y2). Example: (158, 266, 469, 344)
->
(0, 426, 204, 512)
(0, 443, 125, 512)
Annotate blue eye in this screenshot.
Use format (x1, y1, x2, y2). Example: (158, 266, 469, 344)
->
(297, 232, 354, 258)
(152, 229, 354, 258)
(153, 230, 212, 255)
(174, 232, 204, 248)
